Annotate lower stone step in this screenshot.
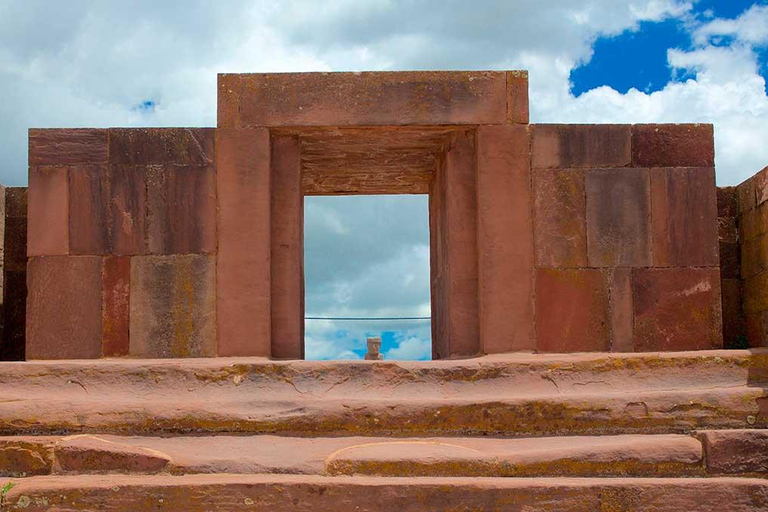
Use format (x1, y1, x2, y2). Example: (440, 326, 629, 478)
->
(3, 474, 768, 511)
(2, 431, 766, 479)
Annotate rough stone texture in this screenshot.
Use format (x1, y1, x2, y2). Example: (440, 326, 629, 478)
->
(533, 169, 587, 268)
(632, 124, 715, 168)
(109, 128, 215, 166)
(633, 268, 723, 351)
(531, 124, 631, 169)
(476, 125, 534, 353)
(745, 309, 768, 348)
(28, 129, 108, 166)
(738, 201, 768, 242)
(27, 166, 68, 256)
(129, 255, 216, 358)
(108, 165, 147, 255)
(650, 167, 719, 267)
(506, 70, 529, 124)
(2, 188, 28, 361)
(219, 71, 510, 128)
(743, 270, 768, 315)
(740, 235, 768, 279)
(102, 256, 130, 357)
(270, 135, 304, 359)
(68, 166, 108, 255)
(0, 439, 53, 477)
(608, 268, 634, 352)
(586, 168, 651, 267)
(535, 269, 610, 352)
(216, 128, 271, 357)
(721, 279, 746, 348)
(26, 256, 102, 359)
(700, 430, 768, 475)
(55, 435, 171, 474)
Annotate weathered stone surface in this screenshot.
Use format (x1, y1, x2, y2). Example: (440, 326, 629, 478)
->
(477, 125, 534, 353)
(27, 166, 68, 256)
(700, 430, 768, 475)
(68, 166, 108, 255)
(738, 201, 768, 242)
(632, 124, 714, 167)
(55, 435, 171, 474)
(737, 171, 759, 213)
(26, 256, 102, 359)
(650, 167, 719, 267)
(741, 234, 768, 279)
(129, 255, 216, 358)
(0, 439, 52, 477)
(719, 241, 740, 279)
(270, 135, 304, 359)
(717, 186, 738, 219)
(108, 165, 147, 255)
(531, 124, 631, 169)
(608, 268, 634, 352)
(633, 268, 723, 351)
(216, 128, 271, 357)
(721, 278, 745, 348)
(743, 270, 768, 315)
(745, 309, 768, 348)
(102, 256, 130, 358)
(586, 168, 651, 267)
(535, 268, 610, 352)
(109, 128, 214, 166)
(506, 70, 529, 124)
(28, 129, 108, 166)
(146, 165, 216, 255)
(1, 270, 27, 361)
(3, 189, 27, 271)
(533, 169, 587, 268)
(219, 71, 509, 127)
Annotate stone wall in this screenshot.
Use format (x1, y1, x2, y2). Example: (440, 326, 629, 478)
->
(0, 186, 27, 360)
(717, 186, 747, 348)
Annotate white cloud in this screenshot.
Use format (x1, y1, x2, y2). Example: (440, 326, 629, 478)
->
(384, 334, 431, 361)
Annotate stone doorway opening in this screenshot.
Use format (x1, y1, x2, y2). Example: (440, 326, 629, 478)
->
(303, 194, 432, 361)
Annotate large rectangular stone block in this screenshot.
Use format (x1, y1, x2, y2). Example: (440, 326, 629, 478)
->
(741, 235, 768, 280)
(506, 71, 529, 124)
(216, 128, 272, 357)
(745, 309, 768, 347)
(3, 188, 27, 272)
(535, 268, 610, 352)
(219, 72, 508, 128)
(476, 125, 534, 353)
(102, 256, 130, 357)
(533, 168, 587, 267)
(68, 165, 109, 255)
(29, 129, 108, 166)
(1, 270, 26, 361)
(27, 256, 102, 359)
(738, 201, 768, 242)
(720, 278, 745, 348)
(632, 124, 714, 167)
(530, 125, 631, 169)
(609, 268, 634, 352)
(129, 255, 216, 358)
(108, 165, 147, 255)
(109, 128, 215, 166)
(28, 166, 69, 256)
(633, 268, 723, 351)
(743, 270, 768, 315)
(650, 167, 719, 267)
(586, 168, 651, 267)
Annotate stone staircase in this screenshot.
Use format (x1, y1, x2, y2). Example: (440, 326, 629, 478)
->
(1, 349, 767, 510)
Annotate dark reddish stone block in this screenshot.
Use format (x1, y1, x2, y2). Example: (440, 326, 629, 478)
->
(720, 278, 745, 348)
(743, 270, 768, 315)
(216, 128, 271, 357)
(55, 436, 170, 473)
(26, 256, 102, 359)
(609, 268, 634, 352)
(718, 241, 740, 280)
(129, 255, 216, 358)
(741, 235, 768, 280)
(717, 187, 738, 219)
(1, 270, 26, 361)
(633, 268, 723, 351)
(28, 129, 107, 166)
(146, 165, 216, 255)
(530, 124, 631, 169)
(69, 166, 108, 255)
(4, 187, 27, 220)
(736, 174, 757, 213)
(632, 124, 714, 167)
(102, 256, 130, 357)
(738, 201, 768, 242)
(220, 71, 508, 128)
(108, 165, 147, 255)
(28, 166, 69, 256)
(506, 71, 529, 124)
(745, 309, 768, 348)
(533, 168, 587, 268)
(477, 125, 534, 353)
(752, 164, 768, 207)
(586, 168, 651, 267)
(650, 167, 719, 267)
(3, 217, 27, 272)
(535, 268, 610, 353)
(109, 128, 215, 166)
(701, 430, 768, 475)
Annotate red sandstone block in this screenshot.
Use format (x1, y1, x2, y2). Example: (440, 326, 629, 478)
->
(4, 187, 27, 219)
(28, 129, 107, 166)
(585, 168, 651, 267)
(745, 309, 768, 347)
(533, 168, 587, 267)
(68, 165, 108, 254)
(56, 436, 170, 473)
(109, 128, 214, 166)
(108, 165, 147, 255)
(632, 124, 714, 167)
(530, 124, 631, 169)
(650, 167, 719, 267)
(719, 241, 740, 279)
(28, 166, 69, 256)
(633, 268, 723, 351)
(216, 128, 272, 357)
(736, 174, 757, 213)
(535, 268, 610, 353)
(752, 164, 768, 207)
(26, 256, 102, 359)
(506, 71, 529, 124)
(743, 270, 768, 314)
(3, 217, 27, 272)
(738, 202, 768, 242)
(720, 278, 745, 347)
(609, 268, 634, 352)
(1, 270, 27, 361)
(129, 255, 216, 358)
(102, 256, 130, 357)
(219, 71, 508, 128)
(717, 187, 738, 219)
(476, 125, 534, 353)
(146, 165, 216, 255)
(740, 235, 768, 279)
(700, 430, 768, 475)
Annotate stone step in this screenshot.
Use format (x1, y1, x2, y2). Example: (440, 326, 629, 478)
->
(2, 431, 766, 479)
(3, 474, 768, 511)
(1, 349, 766, 437)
